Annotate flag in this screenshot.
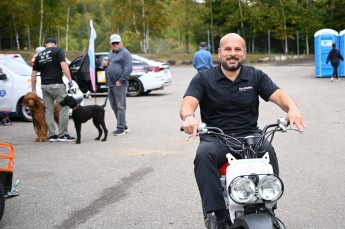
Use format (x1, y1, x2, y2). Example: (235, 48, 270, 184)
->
(88, 19, 97, 92)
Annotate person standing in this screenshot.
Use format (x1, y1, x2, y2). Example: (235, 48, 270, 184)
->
(31, 38, 76, 142)
(30, 46, 45, 67)
(78, 48, 93, 98)
(102, 34, 132, 136)
(192, 41, 213, 72)
(180, 33, 305, 228)
(326, 42, 344, 82)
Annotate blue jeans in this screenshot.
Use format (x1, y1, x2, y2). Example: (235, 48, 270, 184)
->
(108, 84, 127, 130)
(41, 84, 69, 137)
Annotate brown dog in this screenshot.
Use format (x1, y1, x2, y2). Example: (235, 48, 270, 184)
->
(22, 92, 59, 142)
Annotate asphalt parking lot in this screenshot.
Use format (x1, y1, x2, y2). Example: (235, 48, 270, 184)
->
(1, 62, 345, 228)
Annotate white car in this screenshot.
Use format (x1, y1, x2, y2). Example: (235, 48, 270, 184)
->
(0, 53, 29, 66)
(0, 57, 81, 121)
(69, 53, 173, 96)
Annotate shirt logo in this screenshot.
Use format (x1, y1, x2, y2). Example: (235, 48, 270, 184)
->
(239, 86, 253, 92)
(38, 50, 52, 64)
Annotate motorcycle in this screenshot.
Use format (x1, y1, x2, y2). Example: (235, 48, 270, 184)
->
(183, 118, 297, 229)
(0, 142, 20, 221)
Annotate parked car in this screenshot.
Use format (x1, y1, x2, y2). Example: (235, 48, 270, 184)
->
(0, 54, 28, 65)
(0, 56, 81, 121)
(69, 53, 173, 96)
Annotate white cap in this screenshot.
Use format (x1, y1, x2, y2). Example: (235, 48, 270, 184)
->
(110, 34, 121, 44)
(35, 46, 45, 53)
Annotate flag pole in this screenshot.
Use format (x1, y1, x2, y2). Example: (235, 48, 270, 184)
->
(88, 18, 97, 104)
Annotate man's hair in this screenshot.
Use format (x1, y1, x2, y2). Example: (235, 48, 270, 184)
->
(332, 43, 336, 48)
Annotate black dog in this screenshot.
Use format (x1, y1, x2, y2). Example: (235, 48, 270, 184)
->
(60, 96, 108, 144)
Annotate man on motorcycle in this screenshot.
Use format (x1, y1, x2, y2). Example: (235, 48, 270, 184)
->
(180, 33, 306, 229)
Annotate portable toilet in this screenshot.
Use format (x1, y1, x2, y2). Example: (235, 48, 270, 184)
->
(314, 28, 339, 78)
(339, 30, 345, 77)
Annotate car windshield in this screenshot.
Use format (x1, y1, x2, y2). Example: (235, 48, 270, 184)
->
(0, 57, 33, 76)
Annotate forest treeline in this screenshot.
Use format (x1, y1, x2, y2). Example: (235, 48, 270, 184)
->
(0, 0, 344, 55)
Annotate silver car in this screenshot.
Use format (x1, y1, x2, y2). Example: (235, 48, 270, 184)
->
(69, 53, 173, 97)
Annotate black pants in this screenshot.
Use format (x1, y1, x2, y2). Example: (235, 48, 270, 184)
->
(78, 80, 93, 93)
(194, 131, 279, 213)
(331, 62, 340, 78)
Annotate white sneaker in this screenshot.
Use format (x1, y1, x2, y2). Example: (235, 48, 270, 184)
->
(336, 78, 340, 81)
(331, 77, 334, 82)
(85, 91, 92, 99)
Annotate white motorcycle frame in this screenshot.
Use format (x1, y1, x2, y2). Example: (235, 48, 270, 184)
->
(224, 152, 276, 223)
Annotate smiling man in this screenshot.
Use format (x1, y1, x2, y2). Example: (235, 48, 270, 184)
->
(179, 33, 306, 228)
(102, 34, 132, 136)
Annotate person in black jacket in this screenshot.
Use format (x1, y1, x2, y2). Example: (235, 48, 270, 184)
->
(78, 48, 93, 98)
(326, 42, 344, 82)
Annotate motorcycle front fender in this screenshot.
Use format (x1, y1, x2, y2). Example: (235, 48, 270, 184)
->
(233, 213, 277, 229)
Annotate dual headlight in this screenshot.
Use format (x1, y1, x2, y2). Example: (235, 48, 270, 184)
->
(229, 174, 284, 204)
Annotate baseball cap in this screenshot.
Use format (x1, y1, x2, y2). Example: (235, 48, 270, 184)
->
(110, 34, 121, 44)
(35, 46, 45, 53)
(46, 38, 57, 44)
(199, 42, 207, 47)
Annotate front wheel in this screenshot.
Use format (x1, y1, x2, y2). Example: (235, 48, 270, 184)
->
(18, 100, 32, 122)
(127, 77, 143, 97)
(0, 183, 5, 221)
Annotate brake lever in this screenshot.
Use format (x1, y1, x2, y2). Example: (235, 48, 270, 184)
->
(186, 133, 199, 141)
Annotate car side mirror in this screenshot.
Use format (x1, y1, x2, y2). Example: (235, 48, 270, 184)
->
(0, 73, 7, 80)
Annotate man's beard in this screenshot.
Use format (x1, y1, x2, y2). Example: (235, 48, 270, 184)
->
(221, 58, 242, 72)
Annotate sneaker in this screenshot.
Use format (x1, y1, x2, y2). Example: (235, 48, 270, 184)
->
(58, 134, 76, 142)
(124, 126, 129, 133)
(331, 77, 334, 82)
(48, 135, 58, 142)
(336, 78, 340, 81)
(216, 219, 232, 229)
(113, 129, 125, 136)
(85, 91, 92, 99)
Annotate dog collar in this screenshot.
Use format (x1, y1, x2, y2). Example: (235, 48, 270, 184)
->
(72, 104, 79, 111)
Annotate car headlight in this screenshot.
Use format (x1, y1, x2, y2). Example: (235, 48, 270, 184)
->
(229, 177, 255, 203)
(258, 175, 284, 202)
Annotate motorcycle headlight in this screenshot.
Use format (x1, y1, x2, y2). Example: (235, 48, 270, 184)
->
(258, 175, 284, 202)
(229, 177, 255, 203)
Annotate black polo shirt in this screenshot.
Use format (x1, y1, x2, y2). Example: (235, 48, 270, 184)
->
(184, 64, 279, 134)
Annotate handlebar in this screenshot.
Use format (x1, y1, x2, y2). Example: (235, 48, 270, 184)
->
(180, 118, 291, 158)
(181, 118, 289, 135)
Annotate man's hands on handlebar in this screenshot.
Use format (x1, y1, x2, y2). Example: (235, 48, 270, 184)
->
(182, 116, 200, 139)
(285, 106, 306, 133)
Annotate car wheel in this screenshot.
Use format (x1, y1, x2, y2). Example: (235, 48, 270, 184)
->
(18, 100, 32, 122)
(127, 77, 143, 97)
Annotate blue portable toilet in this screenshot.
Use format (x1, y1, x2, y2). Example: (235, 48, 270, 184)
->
(339, 30, 345, 77)
(314, 28, 339, 78)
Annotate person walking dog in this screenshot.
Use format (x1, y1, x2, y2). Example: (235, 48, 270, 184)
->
(31, 38, 76, 142)
(102, 34, 132, 136)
